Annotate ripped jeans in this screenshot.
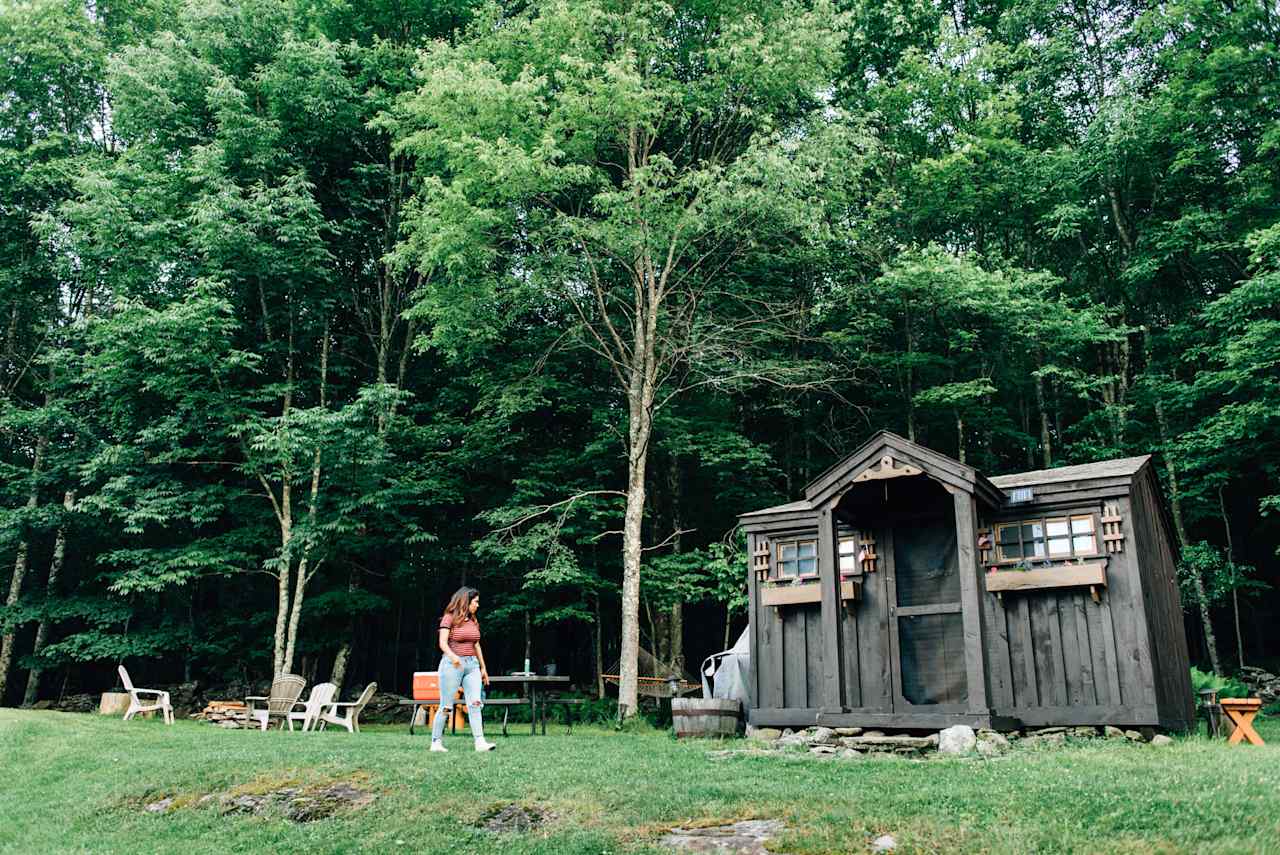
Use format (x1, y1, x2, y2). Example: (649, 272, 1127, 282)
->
(431, 655, 485, 741)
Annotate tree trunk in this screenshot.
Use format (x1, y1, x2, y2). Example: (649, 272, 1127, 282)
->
(271, 332, 297, 677)
(593, 593, 605, 700)
(1218, 486, 1244, 669)
(1035, 366, 1052, 468)
(0, 433, 47, 704)
(524, 609, 532, 669)
(905, 312, 917, 442)
(618, 356, 656, 718)
(282, 326, 329, 676)
(22, 489, 75, 707)
(667, 456, 684, 673)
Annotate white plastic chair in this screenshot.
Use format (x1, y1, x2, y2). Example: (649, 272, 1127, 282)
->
(118, 665, 174, 725)
(316, 682, 377, 733)
(245, 673, 306, 731)
(288, 682, 337, 732)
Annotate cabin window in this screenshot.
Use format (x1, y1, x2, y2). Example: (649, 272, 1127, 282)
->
(838, 535, 858, 573)
(775, 539, 817, 578)
(996, 514, 1098, 562)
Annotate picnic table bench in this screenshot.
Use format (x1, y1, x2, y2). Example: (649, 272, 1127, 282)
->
(1221, 697, 1265, 745)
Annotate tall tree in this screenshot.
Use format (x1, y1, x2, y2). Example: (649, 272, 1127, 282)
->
(395, 0, 857, 715)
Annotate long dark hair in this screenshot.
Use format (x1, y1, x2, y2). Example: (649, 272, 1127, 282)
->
(443, 586, 479, 624)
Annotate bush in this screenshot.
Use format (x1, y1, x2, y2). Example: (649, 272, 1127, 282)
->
(1190, 666, 1250, 699)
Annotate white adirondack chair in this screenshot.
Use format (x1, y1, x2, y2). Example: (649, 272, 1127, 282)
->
(118, 665, 174, 725)
(316, 682, 377, 733)
(287, 682, 337, 732)
(246, 673, 306, 731)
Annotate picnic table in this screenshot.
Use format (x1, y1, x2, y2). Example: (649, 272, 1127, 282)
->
(400, 674, 575, 737)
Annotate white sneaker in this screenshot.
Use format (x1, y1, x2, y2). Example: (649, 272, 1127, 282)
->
(430, 741, 448, 752)
(474, 739, 497, 752)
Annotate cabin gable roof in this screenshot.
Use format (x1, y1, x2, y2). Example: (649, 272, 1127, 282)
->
(740, 434, 1157, 521)
(802, 431, 1005, 508)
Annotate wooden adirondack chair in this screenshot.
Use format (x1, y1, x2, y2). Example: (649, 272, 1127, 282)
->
(316, 682, 377, 733)
(118, 665, 174, 725)
(288, 682, 337, 732)
(245, 674, 306, 731)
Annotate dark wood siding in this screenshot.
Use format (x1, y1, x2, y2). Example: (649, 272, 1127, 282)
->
(746, 524, 824, 712)
(840, 543, 892, 711)
(1129, 466, 1195, 730)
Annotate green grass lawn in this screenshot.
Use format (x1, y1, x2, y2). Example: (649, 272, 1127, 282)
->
(2, 710, 1278, 855)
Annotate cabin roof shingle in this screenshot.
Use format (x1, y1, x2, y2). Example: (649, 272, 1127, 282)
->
(739, 499, 811, 518)
(989, 455, 1151, 489)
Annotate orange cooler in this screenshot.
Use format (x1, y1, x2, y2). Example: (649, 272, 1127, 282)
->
(413, 671, 440, 701)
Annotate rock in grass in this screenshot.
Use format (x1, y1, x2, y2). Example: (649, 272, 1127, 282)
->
(1104, 725, 1126, 739)
(809, 745, 839, 757)
(976, 731, 1009, 756)
(807, 726, 837, 745)
(870, 833, 897, 852)
(1072, 726, 1098, 739)
(834, 727, 863, 737)
(660, 819, 785, 854)
(1150, 734, 1173, 746)
(775, 734, 806, 749)
(746, 726, 781, 741)
(938, 725, 977, 755)
(839, 748, 864, 760)
(1124, 730, 1144, 742)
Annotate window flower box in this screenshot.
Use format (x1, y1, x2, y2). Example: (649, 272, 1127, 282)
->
(984, 560, 1107, 602)
(760, 578, 861, 607)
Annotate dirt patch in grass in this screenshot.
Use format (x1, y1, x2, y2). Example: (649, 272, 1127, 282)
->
(477, 802, 555, 833)
(139, 772, 375, 823)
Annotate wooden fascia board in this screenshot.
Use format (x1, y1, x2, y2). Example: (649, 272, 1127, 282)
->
(996, 480, 1134, 510)
(809, 443, 977, 508)
(740, 512, 819, 534)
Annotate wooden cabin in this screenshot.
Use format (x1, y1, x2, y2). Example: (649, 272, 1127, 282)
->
(738, 432, 1193, 732)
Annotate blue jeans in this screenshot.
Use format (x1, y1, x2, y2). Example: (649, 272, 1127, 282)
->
(431, 655, 485, 741)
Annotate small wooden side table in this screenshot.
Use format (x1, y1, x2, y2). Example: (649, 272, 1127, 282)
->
(1220, 698, 1264, 746)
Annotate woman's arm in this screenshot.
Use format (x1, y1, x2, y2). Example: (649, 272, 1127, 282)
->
(438, 628, 462, 668)
(475, 642, 490, 685)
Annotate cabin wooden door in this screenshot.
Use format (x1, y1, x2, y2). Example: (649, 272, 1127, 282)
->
(884, 513, 969, 711)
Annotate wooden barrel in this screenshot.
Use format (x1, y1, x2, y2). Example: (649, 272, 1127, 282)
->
(672, 698, 741, 738)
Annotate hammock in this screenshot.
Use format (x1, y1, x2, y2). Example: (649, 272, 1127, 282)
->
(603, 647, 701, 698)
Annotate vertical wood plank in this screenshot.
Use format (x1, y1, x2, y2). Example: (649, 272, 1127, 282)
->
(983, 590, 1014, 709)
(782, 608, 807, 709)
(842, 607, 862, 708)
(805, 605, 824, 709)
(1096, 596, 1123, 707)
(858, 541, 891, 711)
(952, 491, 990, 713)
(883, 526, 904, 711)
(1058, 591, 1085, 707)
(817, 508, 843, 710)
(1016, 596, 1038, 708)
(1031, 595, 1066, 707)
(1072, 592, 1097, 706)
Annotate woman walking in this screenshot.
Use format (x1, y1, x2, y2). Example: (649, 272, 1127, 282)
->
(431, 586, 497, 752)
